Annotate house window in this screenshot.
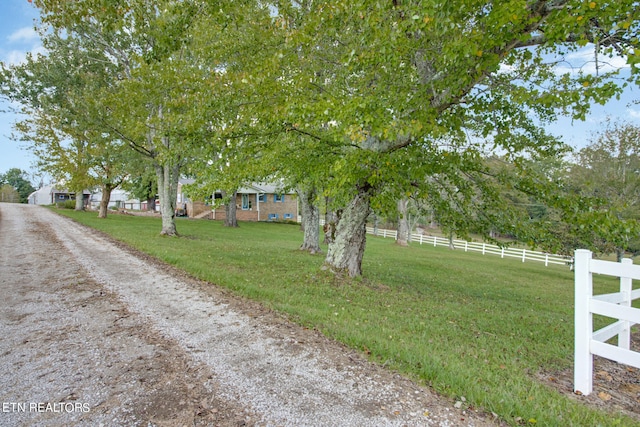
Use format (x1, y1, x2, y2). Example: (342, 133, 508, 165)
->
(258, 193, 266, 203)
(274, 194, 284, 203)
(268, 213, 279, 221)
(58, 194, 65, 200)
(242, 194, 249, 210)
(284, 213, 293, 219)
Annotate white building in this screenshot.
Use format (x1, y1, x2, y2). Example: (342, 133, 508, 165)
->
(27, 186, 54, 205)
(89, 188, 142, 210)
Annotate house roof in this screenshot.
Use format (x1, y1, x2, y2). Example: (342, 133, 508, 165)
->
(179, 178, 292, 195)
(27, 185, 53, 203)
(51, 187, 91, 195)
(90, 188, 137, 202)
(237, 182, 291, 194)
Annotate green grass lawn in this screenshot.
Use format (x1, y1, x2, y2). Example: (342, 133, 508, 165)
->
(56, 209, 638, 426)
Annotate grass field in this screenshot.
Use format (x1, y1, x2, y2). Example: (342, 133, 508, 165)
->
(56, 209, 638, 426)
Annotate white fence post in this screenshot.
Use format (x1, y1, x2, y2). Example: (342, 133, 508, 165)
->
(574, 249, 593, 395)
(620, 258, 633, 350)
(522, 249, 526, 262)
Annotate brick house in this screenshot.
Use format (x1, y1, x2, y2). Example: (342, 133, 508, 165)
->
(212, 183, 298, 222)
(178, 180, 298, 222)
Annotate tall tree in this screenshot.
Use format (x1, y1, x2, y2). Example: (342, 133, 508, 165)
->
(92, 140, 133, 218)
(395, 198, 411, 247)
(297, 183, 322, 254)
(0, 185, 20, 203)
(223, 191, 239, 228)
(16, 0, 640, 277)
(572, 121, 640, 259)
(33, 0, 219, 235)
(121, 160, 158, 212)
(185, 1, 292, 231)
(1, 28, 128, 214)
(245, 0, 640, 277)
(0, 168, 35, 203)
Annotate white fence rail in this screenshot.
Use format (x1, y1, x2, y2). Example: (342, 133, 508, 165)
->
(574, 249, 640, 395)
(366, 227, 570, 267)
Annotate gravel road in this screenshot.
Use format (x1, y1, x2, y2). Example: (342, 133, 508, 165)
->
(0, 203, 499, 426)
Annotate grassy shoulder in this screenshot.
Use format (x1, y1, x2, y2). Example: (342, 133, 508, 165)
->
(55, 209, 638, 426)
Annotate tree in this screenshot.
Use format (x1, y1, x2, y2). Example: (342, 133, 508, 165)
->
(16, 112, 93, 211)
(0, 168, 35, 203)
(0, 184, 20, 203)
(93, 141, 133, 218)
(240, 0, 640, 276)
(121, 161, 158, 212)
(395, 198, 411, 247)
(1, 28, 129, 214)
(2, 35, 87, 211)
(223, 191, 239, 228)
(18, 1, 640, 277)
(297, 184, 322, 254)
(572, 121, 640, 259)
(32, 0, 223, 235)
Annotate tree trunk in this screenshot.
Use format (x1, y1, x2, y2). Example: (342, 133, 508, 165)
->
(407, 212, 420, 244)
(323, 196, 339, 245)
(147, 196, 156, 212)
(298, 186, 321, 254)
(372, 213, 378, 236)
(324, 186, 371, 277)
(448, 232, 456, 250)
(224, 191, 238, 227)
(74, 190, 85, 211)
(98, 184, 116, 218)
(155, 161, 180, 236)
(396, 198, 409, 247)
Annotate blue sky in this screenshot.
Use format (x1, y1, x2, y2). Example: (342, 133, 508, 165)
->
(0, 0, 41, 179)
(0, 4, 639, 181)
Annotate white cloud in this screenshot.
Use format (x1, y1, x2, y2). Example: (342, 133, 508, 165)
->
(2, 26, 43, 65)
(7, 27, 39, 44)
(627, 108, 640, 120)
(552, 47, 629, 76)
(497, 46, 628, 78)
(5, 49, 29, 65)
(3, 45, 45, 65)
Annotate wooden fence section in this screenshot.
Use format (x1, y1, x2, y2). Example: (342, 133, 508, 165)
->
(366, 227, 570, 267)
(574, 249, 640, 395)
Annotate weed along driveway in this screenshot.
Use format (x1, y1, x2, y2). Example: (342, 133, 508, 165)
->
(0, 203, 498, 427)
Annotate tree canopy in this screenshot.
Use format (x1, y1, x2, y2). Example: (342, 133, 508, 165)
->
(223, 0, 640, 275)
(2, 0, 639, 275)
(0, 168, 35, 203)
(571, 121, 640, 259)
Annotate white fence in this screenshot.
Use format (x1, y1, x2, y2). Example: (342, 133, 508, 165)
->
(574, 249, 640, 395)
(366, 227, 570, 267)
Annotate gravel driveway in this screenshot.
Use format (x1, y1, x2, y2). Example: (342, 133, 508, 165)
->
(0, 204, 498, 426)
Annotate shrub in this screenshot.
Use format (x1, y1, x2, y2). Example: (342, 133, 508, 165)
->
(56, 200, 77, 209)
